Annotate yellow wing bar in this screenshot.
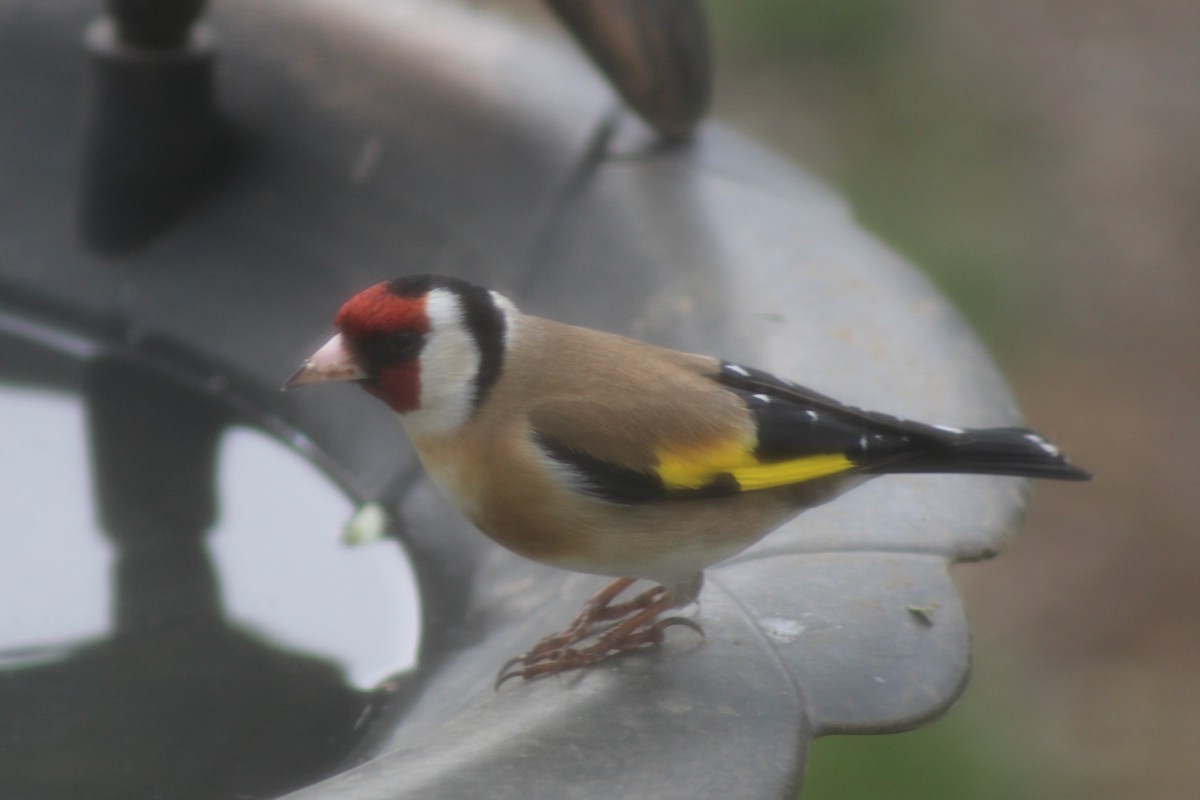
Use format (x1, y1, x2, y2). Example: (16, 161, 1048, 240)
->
(725, 453, 855, 490)
(655, 436, 855, 493)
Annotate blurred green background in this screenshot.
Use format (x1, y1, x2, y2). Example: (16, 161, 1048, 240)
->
(704, 1, 1199, 798)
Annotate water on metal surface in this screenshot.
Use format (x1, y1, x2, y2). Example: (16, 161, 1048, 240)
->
(0, 319, 420, 800)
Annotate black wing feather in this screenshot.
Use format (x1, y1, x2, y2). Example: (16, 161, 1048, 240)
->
(534, 430, 668, 504)
(717, 361, 942, 468)
(717, 361, 1091, 480)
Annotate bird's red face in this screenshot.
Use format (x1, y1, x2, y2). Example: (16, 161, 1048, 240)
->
(286, 282, 430, 414)
(286, 275, 512, 433)
(333, 283, 430, 413)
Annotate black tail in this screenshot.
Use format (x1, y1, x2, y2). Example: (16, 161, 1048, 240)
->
(866, 426, 1092, 481)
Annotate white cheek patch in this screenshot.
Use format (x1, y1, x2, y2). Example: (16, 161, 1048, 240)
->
(489, 290, 519, 350)
(401, 288, 481, 436)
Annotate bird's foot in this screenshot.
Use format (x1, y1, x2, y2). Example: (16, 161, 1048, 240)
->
(520, 578, 662, 659)
(495, 579, 703, 687)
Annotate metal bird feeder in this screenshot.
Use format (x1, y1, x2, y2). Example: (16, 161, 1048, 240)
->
(0, 0, 1032, 797)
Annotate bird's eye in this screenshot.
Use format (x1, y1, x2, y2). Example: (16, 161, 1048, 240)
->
(383, 329, 421, 360)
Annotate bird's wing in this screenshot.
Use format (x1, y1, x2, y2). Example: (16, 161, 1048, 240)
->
(527, 381, 756, 504)
(710, 359, 955, 472)
(527, 357, 943, 505)
(711, 360, 1088, 479)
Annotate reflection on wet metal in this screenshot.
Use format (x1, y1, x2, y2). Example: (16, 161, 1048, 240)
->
(0, 329, 421, 799)
(0, 389, 112, 654)
(212, 430, 419, 689)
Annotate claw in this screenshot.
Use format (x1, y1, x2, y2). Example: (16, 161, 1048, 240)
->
(493, 578, 705, 688)
(494, 655, 528, 689)
(494, 664, 527, 690)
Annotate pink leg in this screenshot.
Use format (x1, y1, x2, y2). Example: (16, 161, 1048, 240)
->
(496, 578, 704, 687)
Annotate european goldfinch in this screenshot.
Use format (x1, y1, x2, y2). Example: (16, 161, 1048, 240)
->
(286, 274, 1089, 683)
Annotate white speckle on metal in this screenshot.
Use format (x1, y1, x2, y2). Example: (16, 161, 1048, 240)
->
(932, 424, 964, 434)
(725, 363, 750, 377)
(349, 134, 383, 184)
(1024, 432, 1061, 456)
(758, 615, 806, 643)
(343, 502, 389, 546)
(752, 393, 770, 404)
(805, 410, 819, 422)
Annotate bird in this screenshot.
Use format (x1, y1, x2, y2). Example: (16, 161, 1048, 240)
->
(285, 274, 1090, 684)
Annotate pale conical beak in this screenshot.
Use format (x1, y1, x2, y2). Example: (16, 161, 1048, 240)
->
(284, 332, 367, 389)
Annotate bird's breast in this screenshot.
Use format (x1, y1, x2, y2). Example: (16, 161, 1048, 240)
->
(409, 436, 486, 521)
